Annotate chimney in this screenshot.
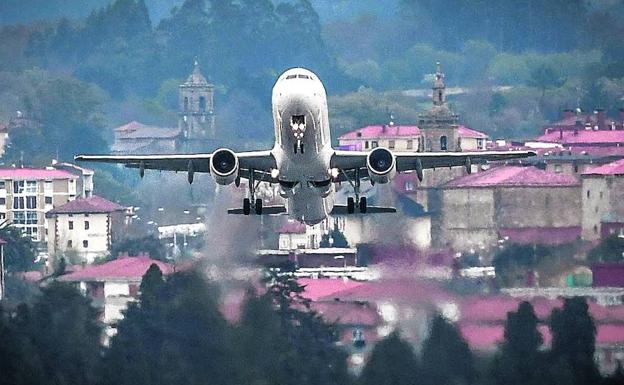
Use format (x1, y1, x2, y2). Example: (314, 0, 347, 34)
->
(595, 108, 606, 130)
(563, 109, 574, 120)
(559, 128, 563, 140)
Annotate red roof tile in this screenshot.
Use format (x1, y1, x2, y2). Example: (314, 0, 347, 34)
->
(499, 226, 582, 245)
(339, 125, 420, 140)
(537, 129, 624, 145)
(0, 168, 77, 180)
(59, 256, 174, 282)
(444, 166, 580, 188)
(458, 125, 488, 139)
(582, 159, 624, 176)
(299, 278, 366, 301)
(278, 221, 307, 234)
(48, 195, 125, 215)
(315, 279, 456, 304)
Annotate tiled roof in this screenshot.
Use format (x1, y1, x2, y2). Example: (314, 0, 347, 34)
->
(582, 159, 624, 176)
(59, 256, 174, 282)
(114, 121, 180, 139)
(299, 278, 365, 301)
(536, 129, 624, 145)
(458, 125, 488, 139)
(499, 226, 582, 245)
(278, 221, 307, 234)
(444, 166, 580, 188)
(339, 125, 420, 140)
(48, 195, 125, 215)
(0, 168, 77, 180)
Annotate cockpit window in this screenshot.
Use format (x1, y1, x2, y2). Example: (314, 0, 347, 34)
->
(297, 74, 310, 79)
(286, 75, 297, 79)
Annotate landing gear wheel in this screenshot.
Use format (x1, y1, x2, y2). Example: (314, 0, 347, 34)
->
(359, 197, 367, 214)
(255, 198, 263, 215)
(243, 198, 251, 215)
(299, 142, 304, 154)
(293, 143, 298, 154)
(347, 197, 355, 214)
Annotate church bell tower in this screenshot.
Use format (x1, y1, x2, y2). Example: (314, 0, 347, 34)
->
(178, 60, 215, 141)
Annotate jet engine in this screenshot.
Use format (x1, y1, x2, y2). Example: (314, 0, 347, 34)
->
(210, 148, 239, 185)
(366, 147, 396, 184)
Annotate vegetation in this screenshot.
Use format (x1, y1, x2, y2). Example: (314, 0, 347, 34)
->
(109, 235, 168, 261)
(588, 234, 624, 263)
(0, 226, 38, 272)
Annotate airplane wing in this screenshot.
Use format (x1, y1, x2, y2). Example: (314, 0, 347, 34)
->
(74, 151, 277, 181)
(330, 150, 536, 176)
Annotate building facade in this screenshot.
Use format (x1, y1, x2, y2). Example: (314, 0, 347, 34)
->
(581, 159, 624, 240)
(46, 195, 128, 264)
(178, 60, 216, 142)
(0, 168, 79, 243)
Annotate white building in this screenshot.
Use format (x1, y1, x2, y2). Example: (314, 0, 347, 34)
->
(46, 195, 128, 264)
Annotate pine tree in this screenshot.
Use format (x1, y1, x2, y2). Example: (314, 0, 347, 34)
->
(489, 301, 546, 385)
(421, 314, 476, 385)
(359, 331, 419, 385)
(549, 297, 600, 385)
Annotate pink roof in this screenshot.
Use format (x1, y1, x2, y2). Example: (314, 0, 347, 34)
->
(315, 279, 456, 304)
(583, 159, 624, 176)
(458, 125, 488, 139)
(299, 278, 366, 301)
(444, 166, 580, 188)
(48, 195, 126, 215)
(59, 256, 174, 282)
(0, 168, 77, 180)
(339, 125, 420, 140)
(278, 221, 307, 234)
(499, 226, 582, 245)
(537, 129, 624, 145)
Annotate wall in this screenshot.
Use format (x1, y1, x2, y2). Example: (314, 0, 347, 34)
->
(440, 188, 496, 250)
(49, 212, 111, 263)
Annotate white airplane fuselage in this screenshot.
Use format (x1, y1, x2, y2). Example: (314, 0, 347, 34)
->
(270, 68, 335, 225)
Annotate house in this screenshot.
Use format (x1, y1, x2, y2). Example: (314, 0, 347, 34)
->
(46, 195, 129, 264)
(111, 121, 181, 154)
(58, 255, 174, 325)
(0, 167, 79, 243)
(278, 220, 311, 250)
(438, 166, 581, 250)
(581, 159, 624, 240)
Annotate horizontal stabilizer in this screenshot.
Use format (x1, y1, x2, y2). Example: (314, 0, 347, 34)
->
(330, 205, 397, 215)
(227, 205, 287, 215)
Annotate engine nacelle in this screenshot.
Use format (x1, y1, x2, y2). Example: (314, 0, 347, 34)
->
(366, 147, 396, 184)
(210, 148, 239, 185)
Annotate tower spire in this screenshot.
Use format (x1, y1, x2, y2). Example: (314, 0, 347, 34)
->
(433, 61, 446, 106)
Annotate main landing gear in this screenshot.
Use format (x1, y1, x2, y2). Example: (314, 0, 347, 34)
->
(242, 168, 263, 215)
(341, 168, 367, 214)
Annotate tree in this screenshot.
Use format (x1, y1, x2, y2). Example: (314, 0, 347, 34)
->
(493, 243, 551, 287)
(320, 225, 349, 248)
(588, 234, 624, 263)
(528, 63, 566, 112)
(359, 331, 419, 385)
(549, 297, 600, 385)
(101, 270, 237, 385)
(0, 226, 38, 272)
(421, 314, 476, 385)
(25, 282, 102, 385)
(490, 301, 546, 385)
(110, 235, 168, 261)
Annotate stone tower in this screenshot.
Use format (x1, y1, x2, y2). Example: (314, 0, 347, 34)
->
(178, 60, 215, 141)
(418, 62, 459, 152)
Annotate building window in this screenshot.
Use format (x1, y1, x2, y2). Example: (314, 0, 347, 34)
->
(13, 212, 25, 224)
(0, 181, 5, 189)
(0, 213, 5, 220)
(69, 221, 74, 230)
(0, 198, 5, 205)
(600, 191, 604, 199)
(426, 139, 432, 151)
(13, 197, 24, 209)
(199, 96, 206, 111)
(405, 181, 414, 191)
(574, 164, 579, 173)
(371, 141, 378, 148)
(407, 139, 413, 150)
(26, 211, 37, 225)
(364, 141, 370, 149)
(184, 97, 189, 111)
(13, 181, 24, 194)
(587, 190, 590, 198)
(477, 138, 484, 149)
(25, 181, 37, 193)
(26, 196, 36, 209)
(440, 135, 448, 151)
(388, 140, 395, 149)
(85, 221, 90, 230)
(67, 240, 73, 248)
(83, 240, 88, 248)
(594, 225, 598, 234)
(554, 164, 562, 173)
(45, 196, 52, 205)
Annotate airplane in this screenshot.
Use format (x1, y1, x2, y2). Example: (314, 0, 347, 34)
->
(75, 67, 535, 225)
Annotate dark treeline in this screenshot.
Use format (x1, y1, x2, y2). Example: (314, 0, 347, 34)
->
(1, 261, 623, 385)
